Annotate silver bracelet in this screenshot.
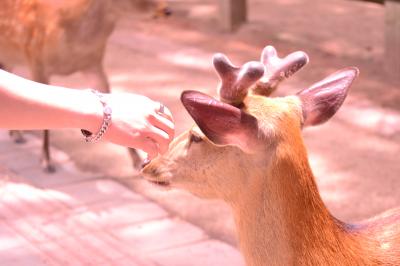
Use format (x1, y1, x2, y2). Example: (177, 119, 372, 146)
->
(81, 89, 112, 143)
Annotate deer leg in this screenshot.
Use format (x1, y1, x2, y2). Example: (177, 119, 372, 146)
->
(41, 129, 55, 173)
(41, 111, 55, 173)
(30, 66, 55, 173)
(83, 64, 110, 93)
(9, 130, 26, 144)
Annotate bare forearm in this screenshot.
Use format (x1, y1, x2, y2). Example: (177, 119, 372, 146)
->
(0, 70, 175, 158)
(0, 70, 101, 131)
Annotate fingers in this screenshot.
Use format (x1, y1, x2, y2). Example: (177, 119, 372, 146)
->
(143, 102, 174, 159)
(154, 102, 174, 123)
(103, 93, 175, 160)
(147, 126, 170, 155)
(148, 113, 175, 141)
(139, 126, 169, 160)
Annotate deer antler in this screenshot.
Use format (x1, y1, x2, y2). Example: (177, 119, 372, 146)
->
(253, 46, 309, 96)
(213, 53, 264, 106)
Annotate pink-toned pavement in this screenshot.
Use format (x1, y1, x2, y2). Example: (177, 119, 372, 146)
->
(0, 131, 245, 266)
(2, 0, 400, 264)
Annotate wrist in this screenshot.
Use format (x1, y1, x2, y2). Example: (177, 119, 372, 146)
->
(77, 89, 104, 133)
(80, 89, 113, 142)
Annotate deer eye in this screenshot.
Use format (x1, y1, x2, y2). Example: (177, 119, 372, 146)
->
(189, 132, 203, 143)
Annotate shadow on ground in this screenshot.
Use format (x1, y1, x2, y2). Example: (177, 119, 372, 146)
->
(9, 0, 400, 247)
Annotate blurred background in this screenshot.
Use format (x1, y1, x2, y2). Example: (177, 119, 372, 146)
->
(1, 0, 400, 264)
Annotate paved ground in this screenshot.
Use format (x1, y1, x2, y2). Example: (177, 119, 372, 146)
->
(3, 0, 400, 260)
(35, 0, 400, 246)
(0, 131, 244, 265)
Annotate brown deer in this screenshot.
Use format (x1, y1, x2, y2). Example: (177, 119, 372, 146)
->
(142, 46, 400, 265)
(0, 0, 170, 172)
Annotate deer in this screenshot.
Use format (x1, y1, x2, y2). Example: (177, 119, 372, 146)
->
(142, 45, 400, 265)
(0, 0, 170, 172)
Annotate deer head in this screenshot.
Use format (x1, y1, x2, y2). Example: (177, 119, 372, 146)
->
(141, 45, 358, 202)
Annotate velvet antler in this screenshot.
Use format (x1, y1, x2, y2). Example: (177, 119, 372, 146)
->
(253, 46, 309, 96)
(213, 53, 264, 106)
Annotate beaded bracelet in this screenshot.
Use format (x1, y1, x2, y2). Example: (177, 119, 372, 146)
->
(81, 89, 112, 143)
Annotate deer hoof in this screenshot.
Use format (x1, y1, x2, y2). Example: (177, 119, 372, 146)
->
(9, 131, 26, 144)
(41, 160, 56, 173)
(44, 164, 56, 173)
(14, 136, 27, 144)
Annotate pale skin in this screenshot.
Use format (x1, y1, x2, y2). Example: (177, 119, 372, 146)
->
(0, 70, 174, 159)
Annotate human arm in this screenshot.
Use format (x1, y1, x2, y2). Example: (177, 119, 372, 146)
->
(0, 69, 174, 159)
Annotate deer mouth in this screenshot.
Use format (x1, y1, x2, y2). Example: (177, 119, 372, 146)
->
(141, 161, 171, 188)
(148, 179, 170, 187)
(143, 175, 171, 188)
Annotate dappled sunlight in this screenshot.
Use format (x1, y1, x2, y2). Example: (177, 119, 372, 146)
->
(276, 32, 303, 45)
(110, 72, 175, 84)
(0, 227, 25, 250)
(159, 49, 212, 71)
(320, 39, 382, 59)
(320, 187, 348, 203)
(0, 0, 398, 261)
(330, 5, 348, 14)
(120, 218, 171, 236)
(308, 153, 350, 201)
(187, 4, 217, 19)
(101, 0, 398, 243)
(338, 104, 400, 138)
(320, 40, 344, 55)
(109, 70, 187, 98)
(307, 145, 397, 222)
(308, 153, 331, 178)
(250, 0, 384, 61)
(0, 176, 154, 221)
(96, 179, 129, 194)
(0, 171, 214, 264)
(111, 217, 206, 253)
(274, 0, 302, 5)
(0, 180, 72, 222)
(304, 95, 400, 221)
(0, 177, 214, 263)
(350, 129, 399, 154)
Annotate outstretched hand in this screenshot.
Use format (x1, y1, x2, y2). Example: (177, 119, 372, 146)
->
(0, 70, 175, 160)
(96, 92, 174, 160)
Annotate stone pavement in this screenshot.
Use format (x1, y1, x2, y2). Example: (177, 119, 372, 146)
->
(0, 130, 245, 266)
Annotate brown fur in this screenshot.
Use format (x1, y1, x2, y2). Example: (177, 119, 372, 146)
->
(143, 93, 400, 265)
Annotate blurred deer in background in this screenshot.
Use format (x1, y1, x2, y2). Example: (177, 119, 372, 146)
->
(0, 0, 170, 172)
(142, 46, 400, 265)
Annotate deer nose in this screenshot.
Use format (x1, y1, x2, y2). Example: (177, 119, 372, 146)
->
(141, 158, 151, 169)
(163, 7, 172, 16)
(141, 163, 162, 178)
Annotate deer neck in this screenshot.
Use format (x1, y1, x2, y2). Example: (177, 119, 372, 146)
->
(230, 137, 364, 266)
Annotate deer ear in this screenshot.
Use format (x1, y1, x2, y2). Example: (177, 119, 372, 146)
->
(181, 90, 259, 152)
(297, 67, 359, 127)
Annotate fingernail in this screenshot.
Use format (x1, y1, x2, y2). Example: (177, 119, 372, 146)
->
(141, 158, 151, 168)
